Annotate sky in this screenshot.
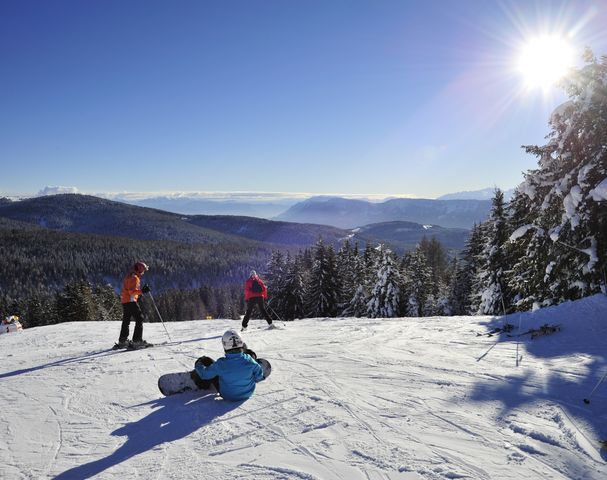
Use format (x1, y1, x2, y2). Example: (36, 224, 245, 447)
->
(1, 0, 607, 200)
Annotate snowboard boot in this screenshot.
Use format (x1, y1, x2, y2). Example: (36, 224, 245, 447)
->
(190, 370, 213, 389)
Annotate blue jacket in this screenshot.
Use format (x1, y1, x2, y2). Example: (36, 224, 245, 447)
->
(195, 352, 264, 401)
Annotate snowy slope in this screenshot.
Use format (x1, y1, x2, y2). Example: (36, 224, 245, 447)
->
(1, 295, 606, 480)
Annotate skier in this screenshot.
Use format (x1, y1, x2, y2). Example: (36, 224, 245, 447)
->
(115, 261, 152, 349)
(191, 329, 264, 401)
(241, 270, 274, 331)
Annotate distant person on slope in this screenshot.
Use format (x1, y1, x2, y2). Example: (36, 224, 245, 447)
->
(116, 261, 152, 348)
(241, 270, 274, 331)
(191, 329, 264, 401)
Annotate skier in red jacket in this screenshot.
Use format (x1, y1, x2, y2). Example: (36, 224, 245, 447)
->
(241, 271, 274, 331)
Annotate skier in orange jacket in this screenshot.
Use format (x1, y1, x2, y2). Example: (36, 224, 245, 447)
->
(116, 261, 151, 348)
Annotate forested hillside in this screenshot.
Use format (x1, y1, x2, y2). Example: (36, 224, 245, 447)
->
(0, 216, 273, 327)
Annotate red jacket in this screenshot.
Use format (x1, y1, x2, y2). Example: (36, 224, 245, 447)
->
(245, 275, 267, 301)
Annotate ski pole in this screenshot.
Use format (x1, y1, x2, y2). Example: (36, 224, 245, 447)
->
(147, 292, 173, 343)
(583, 370, 607, 404)
(266, 303, 286, 325)
(515, 313, 523, 367)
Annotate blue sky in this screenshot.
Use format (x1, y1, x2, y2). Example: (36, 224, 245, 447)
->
(1, 0, 606, 199)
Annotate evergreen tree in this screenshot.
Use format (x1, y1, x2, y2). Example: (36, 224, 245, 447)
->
(401, 247, 431, 317)
(56, 281, 99, 323)
(305, 239, 339, 317)
(265, 250, 287, 317)
(367, 246, 401, 318)
(446, 257, 468, 315)
(461, 224, 485, 314)
(280, 253, 307, 320)
(516, 50, 607, 305)
(474, 189, 510, 315)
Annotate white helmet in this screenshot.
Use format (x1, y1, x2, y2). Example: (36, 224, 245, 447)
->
(250, 270, 257, 277)
(222, 329, 244, 351)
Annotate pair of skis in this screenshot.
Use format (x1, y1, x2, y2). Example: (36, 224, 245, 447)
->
(507, 323, 561, 339)
(112, 340, 154, 351)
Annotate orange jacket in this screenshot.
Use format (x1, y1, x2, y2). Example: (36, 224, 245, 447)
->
(121, 272, 143, 304)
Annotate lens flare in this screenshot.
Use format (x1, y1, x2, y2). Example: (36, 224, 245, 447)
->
(517, 35, 575, 90)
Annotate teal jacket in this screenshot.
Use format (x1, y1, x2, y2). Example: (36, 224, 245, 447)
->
(195, 352, 264, 401)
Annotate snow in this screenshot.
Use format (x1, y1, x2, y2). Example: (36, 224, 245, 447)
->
(590, 178, 607, 202)
(563, 185, 583, 229)
(2, 295, 607, 479)
(517, 180, 537, 201)
(509, 224, 540, 242)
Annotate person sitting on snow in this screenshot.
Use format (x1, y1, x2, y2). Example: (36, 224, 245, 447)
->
(191, 329, 264, 401)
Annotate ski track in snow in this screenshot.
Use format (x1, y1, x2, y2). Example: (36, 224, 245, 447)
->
(1, 295, 607, 479)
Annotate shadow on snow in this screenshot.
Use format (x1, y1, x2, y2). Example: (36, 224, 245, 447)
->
(0, 334, 221, 380)
(470, 295, 607, 454)
(53, 392, 243, 480)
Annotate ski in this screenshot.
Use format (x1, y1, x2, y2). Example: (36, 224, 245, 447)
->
(127, 341, 154, 351)
(477, 323, 514, 337)
(530, 324, 561, 339)
(507, 323, 561, 339)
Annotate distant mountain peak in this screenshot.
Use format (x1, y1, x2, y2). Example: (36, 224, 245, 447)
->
(437, 187, 514, 201)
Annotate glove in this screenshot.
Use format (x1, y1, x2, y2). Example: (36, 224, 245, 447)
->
(195, 356, 214, 367)
(141, 284, 151, 294)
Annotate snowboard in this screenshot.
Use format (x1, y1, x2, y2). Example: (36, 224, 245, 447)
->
(158, 358, 272, 396)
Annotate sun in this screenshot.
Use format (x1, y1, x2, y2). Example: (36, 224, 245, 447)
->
(517, 35, 575, 90)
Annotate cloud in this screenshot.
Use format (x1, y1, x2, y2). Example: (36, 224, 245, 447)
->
(37, 186, 80, 196)
(98, 191, 418, 203)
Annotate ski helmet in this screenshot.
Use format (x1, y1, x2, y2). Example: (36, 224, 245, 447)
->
(250, 270, 257, 277)
(134, 261, 149, 274)
(222, 329, 244, 351)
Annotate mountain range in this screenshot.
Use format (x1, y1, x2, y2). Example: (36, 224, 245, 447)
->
(275, 196, 491, 229)
(80, 188, 502, 224)
(0, 194, 470, 253)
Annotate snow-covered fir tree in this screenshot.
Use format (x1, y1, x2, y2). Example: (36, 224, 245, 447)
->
(473, 189, 510, 315)
(342, 284, 368, 317)
(446, 257, 468, 315)
(280, 253, 307, 320)
(513, 50, 607, 305)
(418, 237, 451, 315)
(400, 247, 431, 317)
(367, 245, 401, 318)
(265, 250, 287, 316)
(336, 240, 359, 308)
(305, 239, 340, 317)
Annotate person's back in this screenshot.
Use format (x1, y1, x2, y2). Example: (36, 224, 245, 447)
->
(194, 330, 264, 401)
(200, 352, 262, 401)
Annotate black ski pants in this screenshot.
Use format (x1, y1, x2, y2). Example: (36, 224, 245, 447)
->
(119, 301, 144, 342)
(242, 297, 272, 329)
